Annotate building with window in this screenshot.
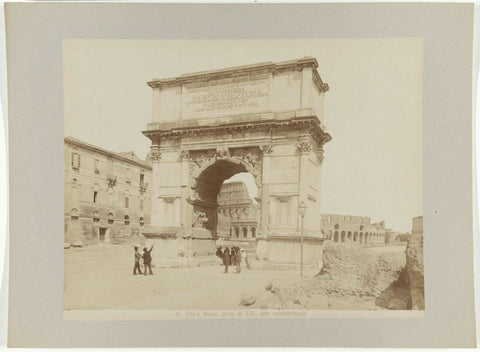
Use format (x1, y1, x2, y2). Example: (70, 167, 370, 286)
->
(64, 137, 152, 245)
(217, 181, 259, 241)
(321, 214, 386, 244)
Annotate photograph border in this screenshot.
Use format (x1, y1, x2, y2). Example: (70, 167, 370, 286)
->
(6, 2, 475, 347)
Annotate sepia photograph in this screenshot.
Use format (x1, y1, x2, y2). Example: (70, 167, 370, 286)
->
(5, 1, 477, 347)
(62, 38, 424, 316)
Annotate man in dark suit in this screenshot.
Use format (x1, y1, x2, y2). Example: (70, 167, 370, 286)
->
(223, 247, 231, 273)
(142, 245, 154, 276)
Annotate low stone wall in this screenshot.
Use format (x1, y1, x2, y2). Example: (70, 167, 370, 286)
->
(64, 217, 145, 246)
(143, 235, 216, 264)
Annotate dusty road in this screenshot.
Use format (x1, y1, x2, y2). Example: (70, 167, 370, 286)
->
(64, 245, 299, 310)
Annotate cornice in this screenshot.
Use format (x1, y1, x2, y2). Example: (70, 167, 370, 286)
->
(64, 137, 152, 170)
(147, 57, 329, 93)
(312, 69, 330, 93)
(142, 116, 332, 148)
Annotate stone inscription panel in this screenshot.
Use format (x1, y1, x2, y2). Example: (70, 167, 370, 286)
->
(183, 79, 269, 118)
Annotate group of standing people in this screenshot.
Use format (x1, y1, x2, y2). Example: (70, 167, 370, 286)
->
(133, 245, 154, 276)
(133, 243, 249, 275)
(216, 246, 246, 273)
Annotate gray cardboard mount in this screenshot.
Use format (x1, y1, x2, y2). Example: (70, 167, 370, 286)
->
(5, 2, 476, 347)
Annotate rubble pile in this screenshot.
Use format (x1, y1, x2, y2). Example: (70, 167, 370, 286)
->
(251, 242, 406, 310)
(405, 233, 425, 309)
(252, 277, 312, 310)
(375, 267, 410, 309)
(310, 242, 405, 299)
(376, 234, 424, 310)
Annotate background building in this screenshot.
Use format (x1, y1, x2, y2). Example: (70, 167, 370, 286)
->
(411, 216, 423, 235)
(384, 230, 399, 244)
(64, 137, 152, 245)
(321, 214, 386, 244)
(217, 181, 259, 240)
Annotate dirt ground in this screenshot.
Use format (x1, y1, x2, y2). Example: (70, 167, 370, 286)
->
(64, 245, 298, 310)
(64, 243, 406, 311)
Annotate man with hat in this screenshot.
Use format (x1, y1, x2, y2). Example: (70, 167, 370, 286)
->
(142, 245, 154, 276)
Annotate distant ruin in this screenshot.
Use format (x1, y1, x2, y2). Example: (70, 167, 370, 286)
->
(321, 214, 387, 244)
(217, 181, 259, 240)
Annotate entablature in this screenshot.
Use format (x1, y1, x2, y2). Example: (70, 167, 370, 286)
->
(142, 115, 331, 151)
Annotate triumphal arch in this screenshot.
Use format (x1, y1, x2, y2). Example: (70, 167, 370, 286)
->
(143, 57, 331, 266)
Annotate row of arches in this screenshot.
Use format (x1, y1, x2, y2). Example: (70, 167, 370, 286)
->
(219, 207, 253, 218)
(70, 208, 145, 226)
(230, 226, 257, 239)
(327, 230, 383, 244)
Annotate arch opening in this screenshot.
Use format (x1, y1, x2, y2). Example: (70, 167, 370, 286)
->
(194, 159, 260, 240)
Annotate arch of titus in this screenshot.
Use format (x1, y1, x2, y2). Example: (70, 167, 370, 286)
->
(143, 57, 331, 266)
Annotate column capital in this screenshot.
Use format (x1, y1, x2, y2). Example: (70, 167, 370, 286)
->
(260, 144, 273, 156)
(296, 140, 312, 154)
(146, 147, 162, 162)
(179, 149, 191, 161)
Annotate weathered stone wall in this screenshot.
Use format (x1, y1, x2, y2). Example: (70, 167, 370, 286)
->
(217, 181, 259, 239)
(376, 217, 424, 310)
(384, 230, 399, 244)
(64, 216, 146, 246)
(411, 216, 423, 235)
(321, 214, 386, 244)
(405, 216, 424, 309)
(217, 181, 253, 205)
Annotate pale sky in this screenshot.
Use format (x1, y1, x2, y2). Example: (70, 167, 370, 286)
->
(63, 39, 423, 232)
